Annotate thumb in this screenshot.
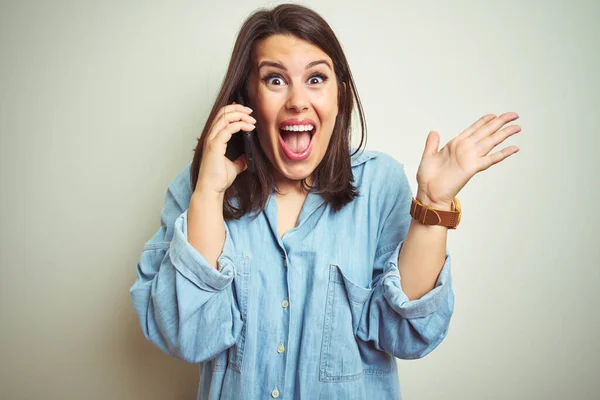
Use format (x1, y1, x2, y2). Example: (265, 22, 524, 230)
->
(422, 130, 440, 159)
(232, 153, 248, 175)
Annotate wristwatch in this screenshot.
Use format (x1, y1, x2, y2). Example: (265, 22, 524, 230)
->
(410, 197, 462, 229)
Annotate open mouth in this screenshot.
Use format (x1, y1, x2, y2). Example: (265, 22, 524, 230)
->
(278, 125, 315, 161)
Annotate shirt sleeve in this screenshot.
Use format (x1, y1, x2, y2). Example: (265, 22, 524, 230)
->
(356, 157, 455, 360)
(129, 167, 244, 364)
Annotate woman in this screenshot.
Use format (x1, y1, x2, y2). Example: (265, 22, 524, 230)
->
(130, 4, 521, 399)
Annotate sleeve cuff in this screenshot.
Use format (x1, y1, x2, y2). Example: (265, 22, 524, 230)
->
(169, 209, 236, 292)
(381, 240, 452, 319)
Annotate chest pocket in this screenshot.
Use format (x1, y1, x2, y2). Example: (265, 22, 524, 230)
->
(213, 255, 250, 373)
(319, 264, 396, 382)
(319, 264, 372, 382)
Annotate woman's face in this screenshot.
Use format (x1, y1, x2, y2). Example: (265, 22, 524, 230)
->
(247, 34, 339, 187)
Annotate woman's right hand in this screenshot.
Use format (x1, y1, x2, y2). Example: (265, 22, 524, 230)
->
(196, 103, 256, 195)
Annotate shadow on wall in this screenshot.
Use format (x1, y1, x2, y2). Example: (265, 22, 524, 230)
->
(119, 294, 199, 400)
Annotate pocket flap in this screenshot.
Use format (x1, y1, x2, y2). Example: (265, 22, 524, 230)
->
(330, 264, 372, 304)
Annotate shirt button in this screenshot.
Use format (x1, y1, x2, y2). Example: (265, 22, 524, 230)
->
(282, 299, 289, 309)
(283, 258, 288, 267)
(271, 388, 280, 398)
(277, 343, 285, 354)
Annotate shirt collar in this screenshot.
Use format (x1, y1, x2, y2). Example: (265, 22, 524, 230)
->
(350, 147, 375, 167)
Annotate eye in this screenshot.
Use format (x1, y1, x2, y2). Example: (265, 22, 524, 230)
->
(263, 74, 286, 86)
(308, 73, 329, 85)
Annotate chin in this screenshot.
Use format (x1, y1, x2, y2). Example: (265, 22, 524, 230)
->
(274, 158, 317, 182)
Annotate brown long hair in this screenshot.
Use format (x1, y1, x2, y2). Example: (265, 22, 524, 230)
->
(190, 3, 367, 220)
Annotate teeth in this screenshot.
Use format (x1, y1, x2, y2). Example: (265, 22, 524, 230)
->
(280, 124, 314, 132)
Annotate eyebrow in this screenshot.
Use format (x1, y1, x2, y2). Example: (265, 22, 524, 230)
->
(257, 59, 332, 72)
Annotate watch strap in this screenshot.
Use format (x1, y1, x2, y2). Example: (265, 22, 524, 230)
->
(410, 197, 461, 229)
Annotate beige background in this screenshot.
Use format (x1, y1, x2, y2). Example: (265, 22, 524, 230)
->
(1, 0, 598, 399)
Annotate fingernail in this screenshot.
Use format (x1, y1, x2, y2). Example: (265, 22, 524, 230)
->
(250, 116, 257, 123)
(244, 106, 253, 113)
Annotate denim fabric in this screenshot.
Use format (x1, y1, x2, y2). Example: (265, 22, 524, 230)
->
(130, 149, 454, 400)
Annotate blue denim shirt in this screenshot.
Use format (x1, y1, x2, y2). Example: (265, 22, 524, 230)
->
(130, 149, 454, 400)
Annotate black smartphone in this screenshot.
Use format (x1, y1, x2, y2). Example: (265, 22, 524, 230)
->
(224, 91, 255, 173)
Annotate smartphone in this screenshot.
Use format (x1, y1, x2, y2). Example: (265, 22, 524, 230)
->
(225, 91, 255, 173)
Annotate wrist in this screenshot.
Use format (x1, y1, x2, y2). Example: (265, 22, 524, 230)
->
(192, 189, 224, 205)
(415, 190, 453, 211)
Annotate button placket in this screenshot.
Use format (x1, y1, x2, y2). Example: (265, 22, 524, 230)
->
(274, 250, 288, 399)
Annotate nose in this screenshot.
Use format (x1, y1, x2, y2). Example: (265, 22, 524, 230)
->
(285, 85, 309, 113)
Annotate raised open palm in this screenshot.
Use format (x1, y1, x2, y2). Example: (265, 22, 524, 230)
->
(415, 112, 521, 208)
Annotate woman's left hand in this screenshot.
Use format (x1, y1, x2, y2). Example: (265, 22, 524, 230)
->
(415, 112, 521, 209)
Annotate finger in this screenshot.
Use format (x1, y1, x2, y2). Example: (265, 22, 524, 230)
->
(216, 104, 253, 121)
(458, 114, 496, 138)
(477, 124, 521, 155)
(212, 121, 255, 145)
(470, 112, 519, 142)
(209, 111, 256, 140)
(422, 130, 440, 159)
(477, 145, 519, 171)
(209, 104, 254, 133)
